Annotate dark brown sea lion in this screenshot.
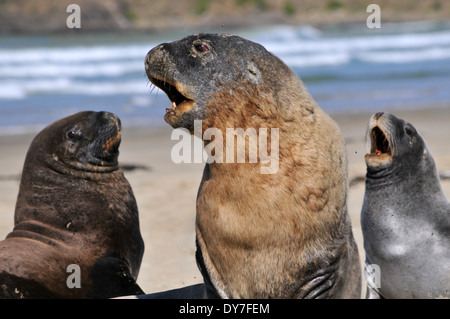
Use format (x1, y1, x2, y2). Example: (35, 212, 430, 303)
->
(145, 34, 361, 298)
(0, 111, 144, 299)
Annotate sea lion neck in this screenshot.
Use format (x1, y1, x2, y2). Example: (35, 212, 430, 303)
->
(365, 159, 443, 197)
(45, 153, 120, 177)
(14, 160, 126, 230)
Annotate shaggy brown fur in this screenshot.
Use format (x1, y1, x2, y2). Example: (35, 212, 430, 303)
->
(146, 34, 361, 298)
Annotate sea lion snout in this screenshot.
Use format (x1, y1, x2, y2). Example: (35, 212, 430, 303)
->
(145, 43, 169, 72)
(102, 111, 121, 130)
(94, 111, 121, 131)
(44, 111, 124, 172)
(374, 112, 384, 120)
(145, 40, 200, 130)
(89, 112, 122, 164)
(97, 111, 122, 144)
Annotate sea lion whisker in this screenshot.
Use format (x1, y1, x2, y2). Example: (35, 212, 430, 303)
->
(148, 83, 158, 95)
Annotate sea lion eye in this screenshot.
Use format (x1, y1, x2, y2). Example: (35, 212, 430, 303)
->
(66, 128, 83, 141)
(404, 126, 415, 137)
(194, 43, 209, 53)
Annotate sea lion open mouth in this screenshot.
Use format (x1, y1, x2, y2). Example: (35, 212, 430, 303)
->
(369, 126, 392, 157)
(148, 76, 195, 117)
(365, 118, 393, 169)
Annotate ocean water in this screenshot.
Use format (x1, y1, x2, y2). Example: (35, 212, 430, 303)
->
(1, 21, 450, 135)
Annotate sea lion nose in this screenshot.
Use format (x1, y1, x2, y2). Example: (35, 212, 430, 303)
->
(98, 112, 121, 130)
(146, 44, 165, 62)
(145, 51, 151, 71)
(99, 111, 115, 120)
(145, 43, 172, 72)
(374, 112, 384, 120)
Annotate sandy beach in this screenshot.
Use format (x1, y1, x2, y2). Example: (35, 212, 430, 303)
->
(0, 106, 449, 298)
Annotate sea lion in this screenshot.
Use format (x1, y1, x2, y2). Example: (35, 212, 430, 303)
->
(0, 111, 145, 299)
(361, 112, 450, 299)
(145, 33, 361, 298)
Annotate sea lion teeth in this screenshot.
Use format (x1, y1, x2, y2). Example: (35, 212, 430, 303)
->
(165, 108, 176, 116)
(165, 102, 177, 115)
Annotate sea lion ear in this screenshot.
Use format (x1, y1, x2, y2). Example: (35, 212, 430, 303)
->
(246, 61, 262, 84)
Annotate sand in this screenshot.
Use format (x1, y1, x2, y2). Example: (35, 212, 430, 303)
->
(0, 106, 449, 298)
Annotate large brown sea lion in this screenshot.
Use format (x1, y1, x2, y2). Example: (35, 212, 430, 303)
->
(0, 111, 144, 298)
(145, 34, 361, 298)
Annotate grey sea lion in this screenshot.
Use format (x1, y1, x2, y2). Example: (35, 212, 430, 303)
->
(145, 33, 361, 298)
(362, 112, 450, 299)
(0, 111, 145, 299)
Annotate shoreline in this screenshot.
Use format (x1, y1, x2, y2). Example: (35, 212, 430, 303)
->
(1, 102, 449, 138)
(0, 105, 449, 295)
